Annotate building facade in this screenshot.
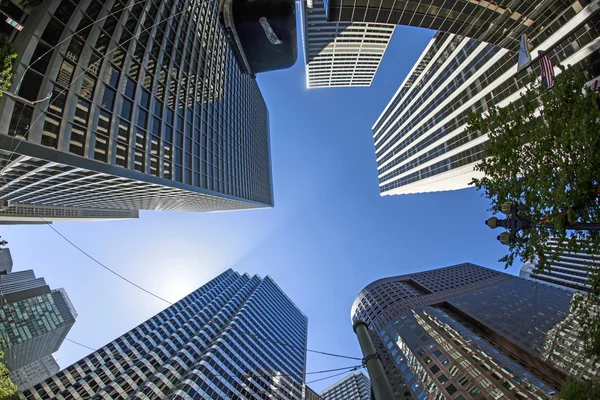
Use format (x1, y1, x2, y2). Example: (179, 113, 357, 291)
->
(320, 371, 370, 400)
(22, 269, 308, 399)
(327, 0, 598, 52)
(372, 5, 600, 196)
(306, 385, 323, 400)
(10, 355, 60, 392)
(302, 0, 394, 88)
(520, 239, 600, 293)
(351, 263, 584, 399)
(0, 0, 273, 223)
(0, 269, 77, 372)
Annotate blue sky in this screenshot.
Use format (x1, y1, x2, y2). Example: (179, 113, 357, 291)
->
(3, 26, 519, 393)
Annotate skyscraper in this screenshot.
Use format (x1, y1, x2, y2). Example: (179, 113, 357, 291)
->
(326, 0, 597, 52)
(320, 371, 371, 400)
(22, 269, 308, 399)
(10, 355, 60, 392)
(0, 0, 273, 222)
(0, 269, 77, 372)
(351, 263, 585, 399)
(301, 0, 394, 88)
(306, 385, 323, 400)
(372, 7, 600, 195)
(520, 238, 600, 292)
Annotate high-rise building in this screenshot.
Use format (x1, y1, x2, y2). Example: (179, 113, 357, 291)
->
(10, 355, 60, 392)
(22, 269, 308, 400)
(351, 263, 588, 399)
(326, 0, 598, 52)
(520, 238, 600, 293)
(301, 0, 394, 88)
(372, 8, 600, 196)
(0, 202, 138, 224)
(320, 371, 370, 400)
(0, 0, 274, 222)
(0, 246, 13, 273)
(0, 269, 77, 372)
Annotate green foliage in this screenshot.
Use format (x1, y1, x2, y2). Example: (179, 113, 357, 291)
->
(560, 378, 600, 400)
(467, 66, 600, 356)
(0, 349, 17, 399)
(0, 35, 17, 97)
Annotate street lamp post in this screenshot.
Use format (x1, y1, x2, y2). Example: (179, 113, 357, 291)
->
(485, 202, 600, 245)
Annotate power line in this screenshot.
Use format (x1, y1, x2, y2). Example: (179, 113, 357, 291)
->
(65, 338, 96, 351)
(307, 367, 361, 384)
(41, 218, 174, 305)
(236, 329, 363, 361)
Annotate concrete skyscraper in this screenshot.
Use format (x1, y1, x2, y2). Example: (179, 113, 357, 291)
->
(301, 0, 394, 88)
(327, 0, 598, 52)
(351, 263, 593, 399)
(0, 0, 275, 223)
(372, 5, 600, 195)
(520, 238, 600, 293)
(320, 371, 370, 400)
(22, 269, 308, 399)
(0, 268, 77, 389)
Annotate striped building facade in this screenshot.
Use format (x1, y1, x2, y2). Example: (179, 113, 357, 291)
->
(22, 269, 308, 399)
(302, 0, 394, 88)
(372, 2, 600, 196)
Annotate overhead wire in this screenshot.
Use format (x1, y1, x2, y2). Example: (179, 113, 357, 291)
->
(65, 337, 96, 351)
(307, 367, 361, 384)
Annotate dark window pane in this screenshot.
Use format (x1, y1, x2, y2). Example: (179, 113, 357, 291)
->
(121, 98, 133, 120)
(137, 109, 148, 129)
(101, 87, 116, 109)
(55, 0, 76, 24)
(140, 90, 150, 109)
(109, 65, 120, 88)
(41, 18, 64, 46)
(30, 42, 53, 75)
(66, 37, 84, 63)
(125, 78, 135, 99)
(153, 100, 163, 117)
(18, 71, 43, 101)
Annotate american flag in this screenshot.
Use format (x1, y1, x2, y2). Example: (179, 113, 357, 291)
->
(539, 51, 554, 89)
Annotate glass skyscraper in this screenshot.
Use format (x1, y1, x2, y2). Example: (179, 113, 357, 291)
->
(22, 269, 308, 399)
(0, 268, 77, 385)
(0, 0, 273, 222)
(351, 263, 590, 399)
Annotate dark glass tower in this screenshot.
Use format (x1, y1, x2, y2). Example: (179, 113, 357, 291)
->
(22, 269, 308, 399)
(351, 263, 584, 400)
(0, 0, 272, 220)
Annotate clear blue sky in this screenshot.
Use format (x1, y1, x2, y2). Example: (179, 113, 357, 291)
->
(3, 26, 519, 393)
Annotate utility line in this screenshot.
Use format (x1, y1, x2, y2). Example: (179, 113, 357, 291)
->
(236, 329, 363, 361)
(65, 337, 96, 351)
(307, 367, 361, 384)
(41, 218, 174, 305)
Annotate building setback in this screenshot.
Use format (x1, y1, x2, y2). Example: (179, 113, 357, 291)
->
(22, 269, 308, 399)
(320, 371, 371, 400)
(0, 0, 273, 223)
(10, 355, 60, 392)
(326, 0, 598, 52)
(302, 0, 394, 88)
(351, 263, 588, 399)
(520, 238, 600, 293)
(371, 5, 600, 196)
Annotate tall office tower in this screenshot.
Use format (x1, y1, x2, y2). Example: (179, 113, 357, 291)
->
(10, 355, 60, 391)
(350, 263, 589, 399)
(372, 6, 600, 196)
(23, 269, 308, 400)
(520, 239, 600, 292)
(301, 0, 394, 88)
(0, 0, 273, 223)
(320, 371, 371, 400)
(0, 270, 77, 372)
(0, 202, 138, 224)
(326, 0, 597, 52)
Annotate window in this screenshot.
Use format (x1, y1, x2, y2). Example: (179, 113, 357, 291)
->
(121, 98, 133, 120)
(101, 87, 116, 109)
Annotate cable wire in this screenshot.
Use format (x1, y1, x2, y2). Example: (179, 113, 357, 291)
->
(236, 329, 363, 361)
(41, 217, 174, 305)
(65, 337, 96, 351)
(306, 367, 361, 384)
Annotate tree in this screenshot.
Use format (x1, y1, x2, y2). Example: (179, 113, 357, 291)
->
(467, 65, 600, 357)
(0, 34, 16, 97)
(559, 378, 600, 400)
(0, 349, 17, 399)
